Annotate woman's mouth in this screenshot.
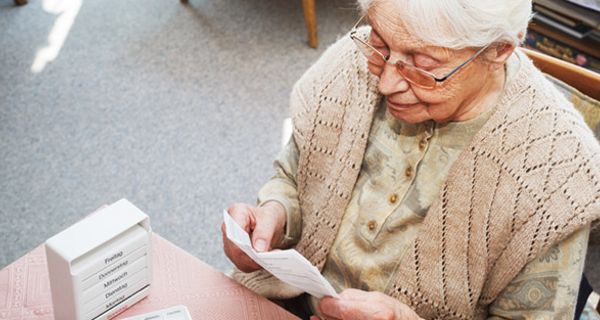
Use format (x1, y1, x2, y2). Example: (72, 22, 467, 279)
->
(387, 100, 418, 111)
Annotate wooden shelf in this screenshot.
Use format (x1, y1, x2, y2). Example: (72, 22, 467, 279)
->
(529, 21, 600, 58)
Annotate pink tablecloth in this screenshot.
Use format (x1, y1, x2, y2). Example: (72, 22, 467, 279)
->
(0, 234, 298, 320)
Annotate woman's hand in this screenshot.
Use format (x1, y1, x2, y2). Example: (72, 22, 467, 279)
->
(221, 202, 286, 273)
(312, 289, 424, 320)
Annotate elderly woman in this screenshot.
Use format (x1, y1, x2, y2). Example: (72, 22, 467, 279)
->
(222, 0, 600, 319)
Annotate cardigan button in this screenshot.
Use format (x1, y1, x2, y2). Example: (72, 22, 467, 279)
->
(367, 220, 377, 231)
(389, 193, 398, 204)
(405, 166, 414, 178)
(418, 139, 427, 151)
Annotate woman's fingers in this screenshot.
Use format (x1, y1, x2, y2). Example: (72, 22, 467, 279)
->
(221, 204, 262, 272)
(222, 202, 287, 272)
(319, 297, 394, 320)
(317, 289, 423, 320)
(251, 202, 286, 252)
(221, 222, 262, 272)
(227, 203, 256, 233)
(251, 212, 278, 252)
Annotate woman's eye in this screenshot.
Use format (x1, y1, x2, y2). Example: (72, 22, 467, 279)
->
(414, 54, 438, 69)
(369, 31, 385, 47)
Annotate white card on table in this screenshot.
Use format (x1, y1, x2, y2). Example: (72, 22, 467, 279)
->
(121, 305, 192, 320)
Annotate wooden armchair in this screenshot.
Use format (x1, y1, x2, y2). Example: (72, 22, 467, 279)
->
(522, 47, 600, 101)
(302, 0, 318, 48)
(522, 47, 600, 317)
(178, 0, 318, 48)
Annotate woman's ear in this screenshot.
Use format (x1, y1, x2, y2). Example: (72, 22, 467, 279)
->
(489, 43, 516, 71)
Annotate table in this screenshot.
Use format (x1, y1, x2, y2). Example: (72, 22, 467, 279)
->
(0, 234, 299, 320)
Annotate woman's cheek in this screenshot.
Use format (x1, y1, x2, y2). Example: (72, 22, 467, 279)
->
(367, 61, 384, 77)
(415, 82, 459, 105)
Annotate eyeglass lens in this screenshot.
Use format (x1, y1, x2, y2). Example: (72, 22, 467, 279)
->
(352, 36, 436, 89)
(353, 37, 387, 66)
(395, 62, 436, 89)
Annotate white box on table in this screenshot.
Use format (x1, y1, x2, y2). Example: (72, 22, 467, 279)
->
(45, 199, 152, 320)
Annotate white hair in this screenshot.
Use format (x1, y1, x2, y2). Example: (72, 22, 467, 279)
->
(357, 0, 532, 49)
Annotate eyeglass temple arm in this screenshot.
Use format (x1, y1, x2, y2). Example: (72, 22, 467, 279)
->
(435, 44, 492, 82)
(351, 16, 392, 62)
(352, 36, 390, 61)
(352, 14, 366, 30)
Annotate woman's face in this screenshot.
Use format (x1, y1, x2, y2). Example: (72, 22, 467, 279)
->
(367, 0, 504, 124)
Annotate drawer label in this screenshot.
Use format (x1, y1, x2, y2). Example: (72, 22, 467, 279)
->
(104, 251, 123, 265)
(105, 283, 127, 299)
(98, 260, 129, 281)
(104, 271, 128, 289)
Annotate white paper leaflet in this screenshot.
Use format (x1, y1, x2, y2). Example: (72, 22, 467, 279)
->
(223, 210, 339, 299)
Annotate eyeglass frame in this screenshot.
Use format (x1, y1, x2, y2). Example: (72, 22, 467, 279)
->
(349, 15, 493, 89)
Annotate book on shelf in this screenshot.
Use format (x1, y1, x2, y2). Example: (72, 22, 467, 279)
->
(533, 0, 600, 30)
(532, 12, 593, 38)
(525, 27, 600, 73)
(565, 0, 600, 13)
(534, 4, 580, 27)
(529, 0, 600, 73)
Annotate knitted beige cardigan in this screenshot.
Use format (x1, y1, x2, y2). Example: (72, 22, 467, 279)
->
(236, 31, 600, 320)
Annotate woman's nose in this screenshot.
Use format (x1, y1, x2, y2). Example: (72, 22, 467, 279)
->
(377, 63, 410, 96)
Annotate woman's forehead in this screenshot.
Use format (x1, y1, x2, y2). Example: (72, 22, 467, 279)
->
(367, 5, 451, 58)
(367, 2, 412, 41)
(367, 15, 419, 47)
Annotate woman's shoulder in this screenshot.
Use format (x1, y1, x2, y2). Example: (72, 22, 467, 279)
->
(493, 49, 598, 149)
(290, 28, 379, 128)
(294, 28, 366, 90)
(472, 48, 600, 208)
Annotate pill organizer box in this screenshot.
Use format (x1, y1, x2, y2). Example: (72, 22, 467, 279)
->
(45, 199, 152, 320)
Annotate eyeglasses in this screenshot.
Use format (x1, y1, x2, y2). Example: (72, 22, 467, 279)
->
(349, 15, 491, 90)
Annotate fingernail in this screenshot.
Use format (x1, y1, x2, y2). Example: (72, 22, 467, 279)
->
(255, 239, 267, 252)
